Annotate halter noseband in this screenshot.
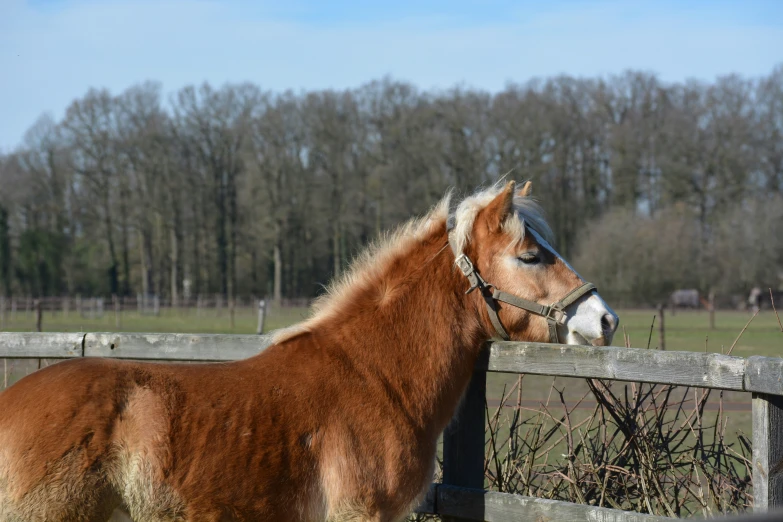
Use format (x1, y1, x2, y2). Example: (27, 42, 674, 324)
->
(448, 228, 596, 344)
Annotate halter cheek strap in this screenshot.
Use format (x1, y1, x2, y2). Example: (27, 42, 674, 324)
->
(451, 247, 596, 343)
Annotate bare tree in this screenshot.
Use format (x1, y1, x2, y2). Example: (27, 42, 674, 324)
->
(2, 66, 781, 303)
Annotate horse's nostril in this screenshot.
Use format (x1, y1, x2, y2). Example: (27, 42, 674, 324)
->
(601, 313, 618, 334)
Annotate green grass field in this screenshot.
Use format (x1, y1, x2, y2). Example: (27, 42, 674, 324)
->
(617, 308, 783, 358)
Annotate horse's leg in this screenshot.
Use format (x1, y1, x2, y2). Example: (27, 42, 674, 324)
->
(0, 456, 121, 522)
(0, 359, 130, 522)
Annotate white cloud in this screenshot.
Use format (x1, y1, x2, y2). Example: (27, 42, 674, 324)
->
(1, 0, 781, 151)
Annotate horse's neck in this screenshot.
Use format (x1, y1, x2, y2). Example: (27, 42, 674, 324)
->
(319, 229, 487, 438)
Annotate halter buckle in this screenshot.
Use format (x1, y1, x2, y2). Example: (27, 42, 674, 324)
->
(455, 254, 482, 294)
(455, 254, 474, 277)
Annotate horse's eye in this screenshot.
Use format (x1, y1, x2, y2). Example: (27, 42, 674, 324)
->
(518, 253, 540, 265)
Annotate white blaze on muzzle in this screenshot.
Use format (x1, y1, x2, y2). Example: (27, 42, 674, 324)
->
(527, 228, 619, 345)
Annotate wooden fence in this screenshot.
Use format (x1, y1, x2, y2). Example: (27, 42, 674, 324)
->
(1, 332, 782, 521)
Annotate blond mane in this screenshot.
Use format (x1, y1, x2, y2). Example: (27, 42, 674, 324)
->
(450, 180, 554, 256)
(273, 181, 553, 343)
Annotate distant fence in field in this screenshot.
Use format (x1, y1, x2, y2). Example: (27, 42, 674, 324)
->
(0, 295, 310, 334)
(1, 332, 783, 520)
(0, 295, 311, 318)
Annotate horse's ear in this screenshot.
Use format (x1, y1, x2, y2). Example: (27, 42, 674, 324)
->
(518, 181, 533, 197)
(483, 181, 516, 231)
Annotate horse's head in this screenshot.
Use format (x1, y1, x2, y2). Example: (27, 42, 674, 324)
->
(450, 180, 619, 346)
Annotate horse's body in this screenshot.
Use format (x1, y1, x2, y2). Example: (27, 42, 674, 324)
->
(0, 181, 618, 521)
(0, 335, 446, 521)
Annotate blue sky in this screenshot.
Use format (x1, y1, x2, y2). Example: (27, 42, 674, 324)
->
(1, 0, 782, 152)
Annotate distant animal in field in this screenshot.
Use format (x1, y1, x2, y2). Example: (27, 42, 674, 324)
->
(748, 287, 783, 312)
(669, 289, 700, 311)
(748, 287, 763, 312)
(0, 181, 618, 522)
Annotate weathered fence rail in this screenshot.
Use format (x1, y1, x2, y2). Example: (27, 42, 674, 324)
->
(1, 332, 781, 521)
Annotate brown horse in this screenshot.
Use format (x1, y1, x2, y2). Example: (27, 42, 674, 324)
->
(0, 181, 618, 521)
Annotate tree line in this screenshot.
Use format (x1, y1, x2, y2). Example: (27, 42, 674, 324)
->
(0, 66, 781, 306)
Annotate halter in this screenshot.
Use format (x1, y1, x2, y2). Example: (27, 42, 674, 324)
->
(447, 225, 596, 344)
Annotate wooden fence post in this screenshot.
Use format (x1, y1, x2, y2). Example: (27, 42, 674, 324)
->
(709, 291, 716, 330)
(257, 299, 267, 335)
(113, 295, 121, 329)
(753, 393, 783, 512)
(657, 304, 666, 351)
(442, 348, 488, 522)
(35, 299, 42, 332)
